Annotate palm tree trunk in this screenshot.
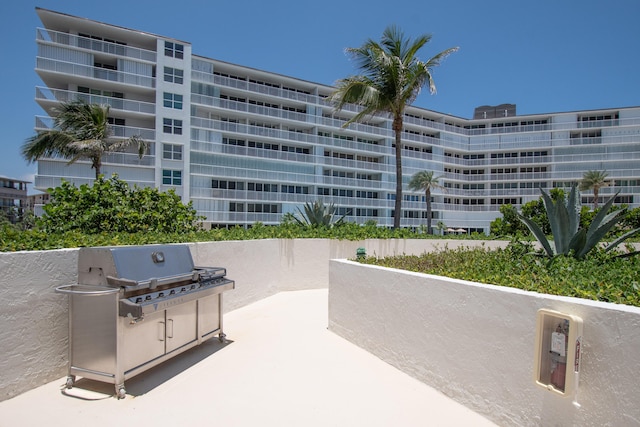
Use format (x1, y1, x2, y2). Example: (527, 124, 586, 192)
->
(393, 115, 403, 229)
(425, 188, 432, 234)
(593, 188, 599, 210)
(91, 155, 103, 179)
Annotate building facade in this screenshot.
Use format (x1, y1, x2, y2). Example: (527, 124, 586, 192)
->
(0, 176, 29, 223)
(33, 8, 640, 232)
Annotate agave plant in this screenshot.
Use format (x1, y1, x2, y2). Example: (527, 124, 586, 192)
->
(291, 200, 347, 228)
(517, 185, 640, 259)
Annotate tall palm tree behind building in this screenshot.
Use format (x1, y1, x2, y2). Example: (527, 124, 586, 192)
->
(408, 170, 445, 234)
(579, 170, 610, 209)
(22, 100, 147, 179)
(329, 25, 458, 229)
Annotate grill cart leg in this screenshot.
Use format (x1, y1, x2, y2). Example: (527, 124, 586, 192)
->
(65, 375, 75, 389)
(218, 332, 227, 343)
(115, 384, 126, 399)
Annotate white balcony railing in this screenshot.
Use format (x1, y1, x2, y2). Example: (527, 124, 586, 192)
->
(36, 57, 155, 89)
(37, 28, 156, 62)
(35, 87, 155, 115)
(35, 116, 155, 141)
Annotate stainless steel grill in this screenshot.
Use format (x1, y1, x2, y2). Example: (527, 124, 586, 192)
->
(56, 244, 234, 399)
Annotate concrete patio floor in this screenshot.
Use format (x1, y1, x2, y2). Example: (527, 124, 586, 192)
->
(0, 289, 498, 426)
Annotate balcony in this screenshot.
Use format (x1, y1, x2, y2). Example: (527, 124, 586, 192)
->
(320, 175, 388, 190)
(191, 71, 319, 105)
(35, 116, 155, 141)
(577, 119, 619, 129)
(37, 28, 156, 62)
(192, 95, 309, 123)
(319, 156, 390, 173)
(317, 136, 389, 155)
(36, 57, 155, 89)
(190, 117, 316, 144)
(36, 87, 155, 115)
(320, 116, 389, 137)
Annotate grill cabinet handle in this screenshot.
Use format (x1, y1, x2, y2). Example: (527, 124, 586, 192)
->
(158, 321, 165, 341)
(167, 319, 174, 338)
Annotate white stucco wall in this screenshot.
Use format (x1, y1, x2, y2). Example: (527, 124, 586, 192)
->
(328, 260, 640, 427)
(0, 249, 78, 401)
(0, 238, 495, 401)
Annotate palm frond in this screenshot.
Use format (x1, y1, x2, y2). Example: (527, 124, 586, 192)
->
(21, 100, 148, 178)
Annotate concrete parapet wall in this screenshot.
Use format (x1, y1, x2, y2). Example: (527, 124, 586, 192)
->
(328, 260, 640, 427)
(0, 238, 492, 401)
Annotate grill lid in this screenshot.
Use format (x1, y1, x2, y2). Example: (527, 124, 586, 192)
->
(78, 245, 198, 288)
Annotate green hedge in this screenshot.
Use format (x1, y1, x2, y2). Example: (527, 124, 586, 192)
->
(0, 222, 484, 252)
(358, 241, 640, 307)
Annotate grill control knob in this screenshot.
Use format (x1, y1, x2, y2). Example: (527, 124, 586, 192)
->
(170, 289, 175, 295)
(136, 297, 142, 303)
(158, 292, 164, 298)
(145, 295, 152, 301)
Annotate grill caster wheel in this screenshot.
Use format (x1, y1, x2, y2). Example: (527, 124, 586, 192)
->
(116, 385, 126, 399)
(218, 332, 227, 343)
(65, 375, 75, 389)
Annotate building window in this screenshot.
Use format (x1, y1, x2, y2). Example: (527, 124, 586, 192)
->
(230, 202, 244, 212)
(107, 117, 125, 126)
(162, 169, 182, 185)
(78, 86, 124, 98)
(222, 138, 246, 146)
(163, 143, 183, 160)
(163, 67, 184, 84)
(163, 118, 182, 135)
(281, 185, 309, 194)
(164, 41, 184, 59)
(212, 180, 245, 190)
(163, 92, 183, 109)
(247, 203, 279, 214)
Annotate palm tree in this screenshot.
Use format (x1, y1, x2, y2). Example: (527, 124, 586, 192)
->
(22, 100, 147, 179)
(408, 171, 445, 234)
(579, 170, 609, 209)
(328, 26, 458, 229)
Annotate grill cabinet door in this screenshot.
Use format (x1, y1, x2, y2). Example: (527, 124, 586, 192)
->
(165, 300, 197, 353)
(121, 310, 165, 372)
(198, 293, 221, 339)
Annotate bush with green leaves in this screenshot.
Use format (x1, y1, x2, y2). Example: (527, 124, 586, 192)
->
(517, 185, 640, 259)
(490, 188, 568, 237)
(37, 175, 203, 234)
(358, 241, 640, 307)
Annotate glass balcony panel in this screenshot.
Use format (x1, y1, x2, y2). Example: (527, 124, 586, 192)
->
(37, 28, 156, 62)
(36, 87, 155, 114)
(36, 58, 155, 88)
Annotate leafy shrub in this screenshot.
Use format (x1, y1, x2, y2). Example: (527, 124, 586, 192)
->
(490, 188, 567, 237)
(37, 175, 203, 234)
(0, 219, 492, 252)
(358, 241, 640, 307)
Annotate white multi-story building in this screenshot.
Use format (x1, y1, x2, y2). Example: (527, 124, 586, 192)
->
(33, 8, 640, 233)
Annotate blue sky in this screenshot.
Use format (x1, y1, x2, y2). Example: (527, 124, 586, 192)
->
(2, 0, 639, 190)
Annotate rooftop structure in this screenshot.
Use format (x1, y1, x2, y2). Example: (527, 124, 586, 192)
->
(0, 289, 498, 426)
(32, 8, 640, 232)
